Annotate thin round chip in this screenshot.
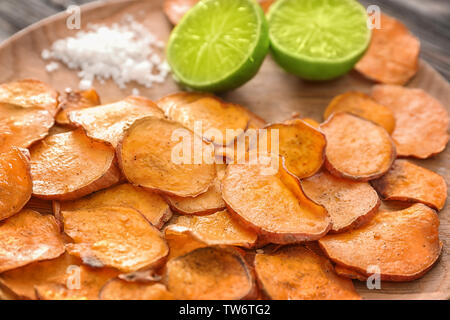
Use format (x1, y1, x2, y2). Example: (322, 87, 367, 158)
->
(118, 116, 216, 197)
(324, 91, 395, 133)
(334, 265, 367, 281)
(69, 96, 164, 147)
(302, 171, 380, 233)
(30, 128, 120, 200)
(371, 160, 447, 211)
(35, 264, 119, 300)
(255, 246, 361, 300)
(157, 92, 249, 145)
(56, 89, 100, 125)
(165, 226, 207, 261)
(261, 120, 326, 179)
(100, 280, 174, 300)
(319, 203, 442, 281)
(0, 253, 79, 300)
(0, 148, 32, 221)
(301, 118, 320, 128)
(166, 246, 256, 300)
(222, 154, 331, 244)
(0, 79, 59, 115)
(164, 178, 225, 215)
(63, 206, 169, 272)
(0, 209, 65, 273)
(355, 13, 420, 85)
(0, 103, 54, 152)
(167, 210, 258, 248)
(371, 85, 449, 159)
(57, 183, 172, 229)
(321, 112, 396, 181)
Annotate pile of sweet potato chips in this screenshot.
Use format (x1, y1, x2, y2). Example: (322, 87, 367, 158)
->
(0, 13, 448, 300)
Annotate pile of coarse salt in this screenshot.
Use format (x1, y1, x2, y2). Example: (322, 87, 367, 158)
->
(42, 15, 170, 91)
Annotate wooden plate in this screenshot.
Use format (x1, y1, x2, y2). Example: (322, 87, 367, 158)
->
(0, 0, 448, 300)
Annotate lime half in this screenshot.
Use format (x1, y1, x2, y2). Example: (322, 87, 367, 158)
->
(268, 0, 371, 80)
(167, 0, 269, 92)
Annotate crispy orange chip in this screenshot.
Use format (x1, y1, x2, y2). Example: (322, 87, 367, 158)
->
(222, 153, 331, 244)
(0, 209, 65, 273)
(69, 96, 164, 147)
(0, 103, 54, 152)
(30, 128, 120, 200)
(372, 160, 447, 211)
(163, 0, 273, 25)
(355, 13, 420, 85)
(0, 79, 59, 115)
(334, 265, 367, 281)
(56, 89, 100, 125)
(166, 246, 256, 300)
(319, 203, 442, 281)
(57, 183, 172, 229)
(167, 210, 258, 248)
(157, 92, 249, 145)
(372, 85, 449, 158)
(35, 264, 119, 300)
(0, 148, 32, 221)
(164, 226, 207, 261)
(63, 206, 169, 272)
(321, 112, 396, 181)
(301, 118, 320, 128)
(260, 120, 326, 179)
(302, 171, 380, 233)
(0, 253, 79, 300)
(324, 92, 395, 133)
(100, 280, 174, 300)
(118, 116, 216, 197)
(255, 245, 361, 300)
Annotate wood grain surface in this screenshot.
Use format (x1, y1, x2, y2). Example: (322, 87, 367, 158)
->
(1, 0, 449, 80)
(0, 0, 449, 300)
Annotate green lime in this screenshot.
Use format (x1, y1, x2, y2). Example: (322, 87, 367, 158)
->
(268, 0, 371, 80)
(167, 0, 269, 92)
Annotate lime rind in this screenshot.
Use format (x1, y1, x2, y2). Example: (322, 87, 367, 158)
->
(268, 0, 371, 80)
(167, 0, 269, 92)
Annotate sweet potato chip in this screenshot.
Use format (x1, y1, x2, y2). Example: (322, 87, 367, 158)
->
(321, 112, 396, 181)
(301, 118, 320, 128)
(255, 245, 361, 300)
(157, 92, 249, 145)
(118, 116, 216, 197)
(57, 183, 172, 229)
(69, 96, 164, 147)
(163, 0, 273, 25)
(372, 160, 447, 211)
(35, 264, 119, 300)
(63, 206, 169, 272)
(260, 120, 326, 179)
(166, 246, 256, 300)
(324, 92, 395, 134)
(100, 280, 174, 300)
(302, 171, 380, 233)
(30, 128, 120, 200)
(0, 103, 54, 152)
(164, 226, 207, 261)
(0, 209, 65, 273)
(56, 89, 100, 125)
(164, 177, 225, 215)
(222, 153, 331, 244)
(0, 253, 79, 300)
(166, 210, 258, 248)
(0, 148, 32, 221)
(319, 203, 442, 281)
(355, 13, 420, 85)
(0, 79, 59, 115)
(334, 265, 367, 281)
(371, 85, 449, 158)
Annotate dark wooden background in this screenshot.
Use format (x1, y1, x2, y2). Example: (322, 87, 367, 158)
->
(0, 0, 449, 80)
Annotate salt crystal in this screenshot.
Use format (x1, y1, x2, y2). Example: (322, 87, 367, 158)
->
(132, 88, 140, 96)
(45, 62, 60, 72)
(41, 16, 170, 90)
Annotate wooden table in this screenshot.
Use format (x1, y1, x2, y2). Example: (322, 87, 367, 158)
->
(0, 0, 449, 81)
